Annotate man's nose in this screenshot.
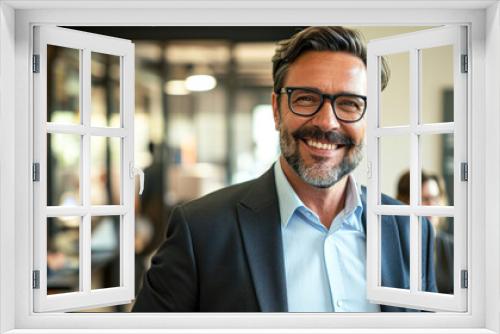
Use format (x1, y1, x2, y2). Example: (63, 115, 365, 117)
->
(310, 99, 341, 130)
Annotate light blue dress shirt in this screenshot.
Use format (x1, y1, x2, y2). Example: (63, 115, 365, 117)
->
(274, 161, 380, 312)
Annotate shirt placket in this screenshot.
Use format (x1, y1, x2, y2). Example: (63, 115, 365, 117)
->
(324, 219, 347, 311)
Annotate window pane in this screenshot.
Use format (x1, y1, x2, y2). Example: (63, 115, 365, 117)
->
(420, 216, 454, 295)
(420, 133, 454, 206)
(47, 133, 81, 206)
(380, 52, 410, 127)
(420, 46, 454, 124)
(91, 52, 121, 128)
(380, 215, 410, 290)
(91, 216, 121, 289)
(47, 217, 80, 295)
(47, 45, 80, 124)
(380, 135, 410, 204)
(91, 136, 121, 205)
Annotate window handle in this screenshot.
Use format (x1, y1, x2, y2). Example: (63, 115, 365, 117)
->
(129, 162, 144, 195)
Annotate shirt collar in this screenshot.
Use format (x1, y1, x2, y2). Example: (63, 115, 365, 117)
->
(338, 173, 364, 233)
(274, 160, 364, 231)
(274, 160, 304, 228)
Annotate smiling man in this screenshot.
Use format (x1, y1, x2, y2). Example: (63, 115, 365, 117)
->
(132, 26, 437, 313)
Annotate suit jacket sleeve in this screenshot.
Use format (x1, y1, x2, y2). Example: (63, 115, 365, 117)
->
(132, 206, 198, 312)
(422, 217, 438, 293)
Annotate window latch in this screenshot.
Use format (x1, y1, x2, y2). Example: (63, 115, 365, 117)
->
(129, 162, 144, 195)
(367, 161, 372, 179)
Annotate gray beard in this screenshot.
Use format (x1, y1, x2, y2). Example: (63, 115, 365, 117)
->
(279, 125, 363, 188)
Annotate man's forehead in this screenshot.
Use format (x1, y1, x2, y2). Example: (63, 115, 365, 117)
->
(290, 50, 364, 66)
(283, 51, 367, 91)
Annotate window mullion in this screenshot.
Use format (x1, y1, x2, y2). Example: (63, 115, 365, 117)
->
(121, 50, 135, 293)
(409, 47, 420, 293)
(81, 48, 92, 294)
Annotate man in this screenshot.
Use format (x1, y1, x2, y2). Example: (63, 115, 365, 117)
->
(132, 26, 436, 312)
(397, 170, 453, 294)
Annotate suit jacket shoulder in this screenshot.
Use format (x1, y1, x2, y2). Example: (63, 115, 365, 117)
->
(179, 175, 266, 229)
(132, 167, 282, 312)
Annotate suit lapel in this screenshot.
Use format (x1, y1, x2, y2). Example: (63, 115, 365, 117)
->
(360, 186, 392, 286)
(360, 187, 410, 311)
(236, 168, 288, 312)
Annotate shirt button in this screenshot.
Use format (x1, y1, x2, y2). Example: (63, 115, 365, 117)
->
(336, 300, 343, 308)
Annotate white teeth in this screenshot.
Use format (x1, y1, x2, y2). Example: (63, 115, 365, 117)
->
(306, 140, 337, 150)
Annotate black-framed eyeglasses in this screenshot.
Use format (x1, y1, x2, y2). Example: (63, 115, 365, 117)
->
(276, 87, 367, 123)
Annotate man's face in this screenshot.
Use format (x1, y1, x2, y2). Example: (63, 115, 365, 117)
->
(422, 179, 442, 206)
(272, 51, 367, 188)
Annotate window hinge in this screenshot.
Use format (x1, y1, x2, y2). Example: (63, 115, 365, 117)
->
(32, 55, 40, 73)
(461, 162, 468, 181)
(32, 163, 40, 182)
(461, 270, 468, 289)
(461, 54, 468, 73)
(33, 270, 40, 289)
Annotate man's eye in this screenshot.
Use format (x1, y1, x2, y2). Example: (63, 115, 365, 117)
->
(337, 98, 363, 111)
(294, 95, 318, 104)
(341, 101, 358, 107)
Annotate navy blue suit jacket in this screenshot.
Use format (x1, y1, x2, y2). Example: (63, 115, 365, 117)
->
(133, 167, 437, 312)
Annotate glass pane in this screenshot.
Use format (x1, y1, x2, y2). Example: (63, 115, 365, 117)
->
(380, 52, 410, 127)
(91, 136, 121, 205)
(420, 46, 454, 124)
(47, 133, 81, 206)
(380, 215, 410, 290)
(47, 217, 80, 295)
(47, 45, 80, 124)
(420, 216, 454, 294)
(91, 52, 121, 128)
(91, 216, 121, 289)
(380, 135, 410, 203)
(420, 133, 454, 206)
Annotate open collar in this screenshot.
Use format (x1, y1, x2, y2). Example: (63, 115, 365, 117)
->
(274, 160, 364, 232)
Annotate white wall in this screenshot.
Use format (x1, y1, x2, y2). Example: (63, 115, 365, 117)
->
(0, 2, 16, 333)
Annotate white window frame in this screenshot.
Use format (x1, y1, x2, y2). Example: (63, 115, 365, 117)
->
(366, 25, 468, 312)
(0, 1, 499, 333)
(32, 26, 136, 312)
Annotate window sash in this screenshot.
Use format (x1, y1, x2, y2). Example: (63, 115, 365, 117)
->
(366, 25, 468, 312)
(32, 25, 136, 312)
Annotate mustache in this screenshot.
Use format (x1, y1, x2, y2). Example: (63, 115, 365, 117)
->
(291, 126, 355, 146)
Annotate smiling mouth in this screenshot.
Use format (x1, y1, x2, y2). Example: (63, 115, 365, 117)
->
(304, 139, 346, 151)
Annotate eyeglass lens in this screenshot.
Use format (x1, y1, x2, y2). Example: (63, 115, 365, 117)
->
(289, 88, 365, 121)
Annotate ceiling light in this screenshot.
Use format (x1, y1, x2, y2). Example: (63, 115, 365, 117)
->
(164, 80, 190, 95)
(185, 74, 217, 92)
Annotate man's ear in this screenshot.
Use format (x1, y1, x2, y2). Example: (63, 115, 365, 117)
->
(272, 92, 280, 130)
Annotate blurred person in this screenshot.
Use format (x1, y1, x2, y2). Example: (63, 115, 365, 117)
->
(139, 142, 167, 254)
(133, 26, 436, 312)
(396, 170, 449, 229)
(135, 141, 167, 292)
(396, 170, 453, 294)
